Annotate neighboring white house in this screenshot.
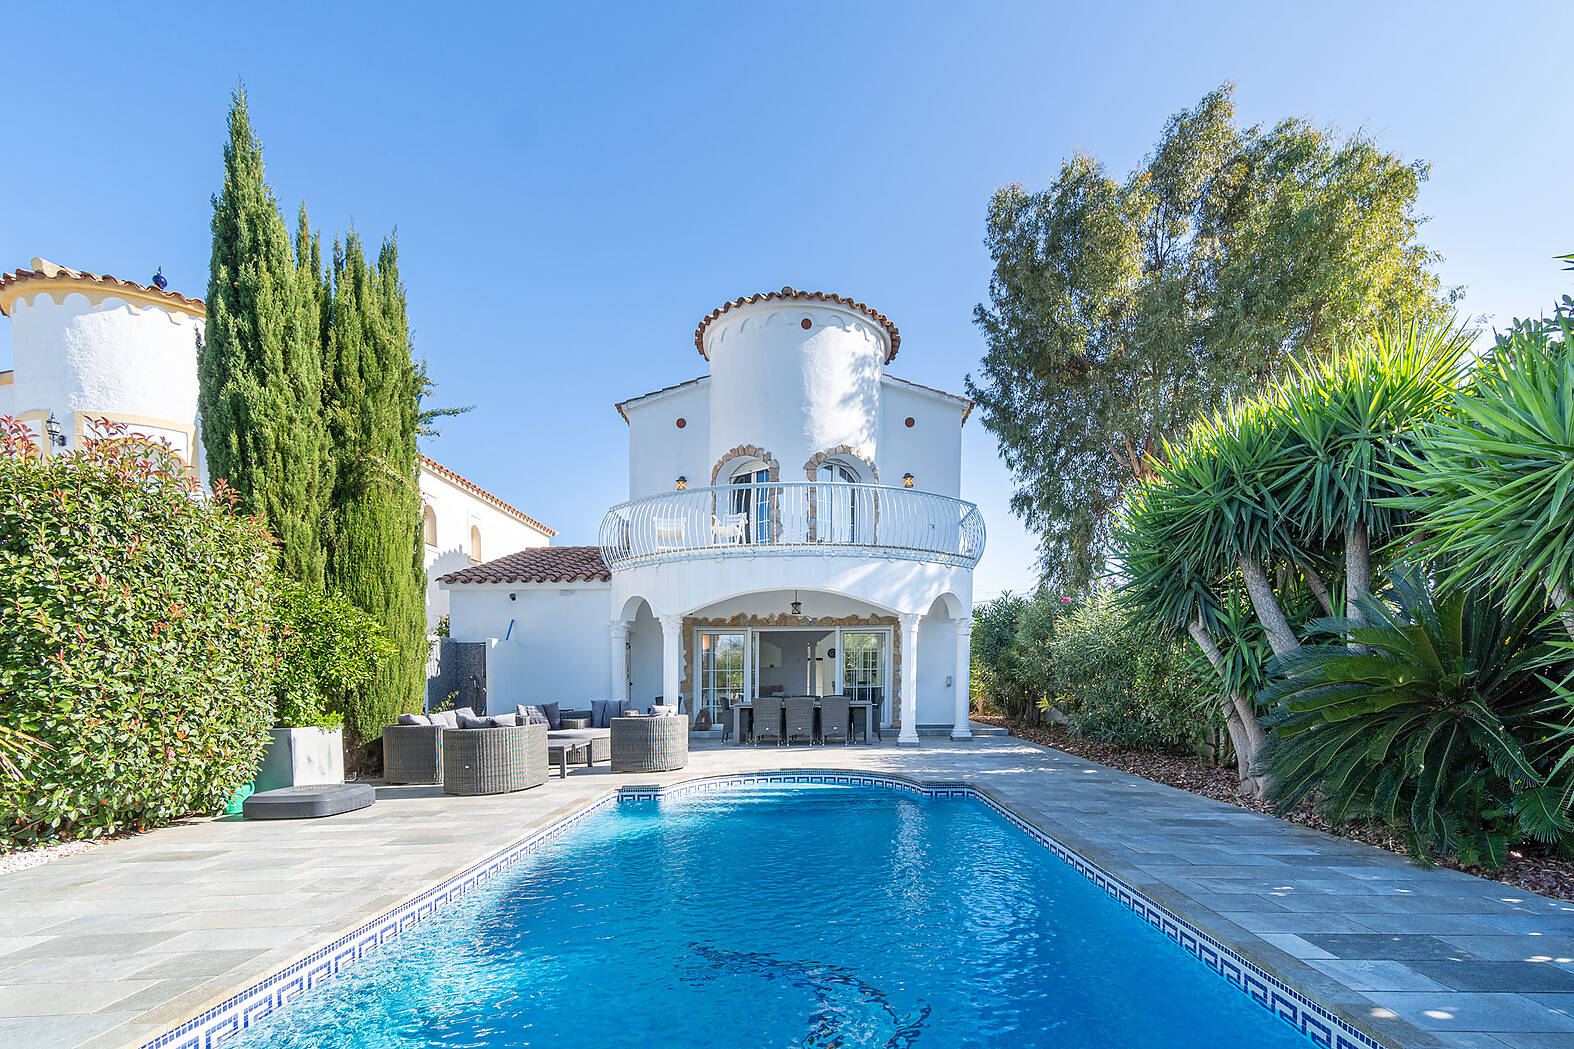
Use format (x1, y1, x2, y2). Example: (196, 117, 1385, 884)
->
(441, 288, 984, 744)
(0, 258, 553, 633)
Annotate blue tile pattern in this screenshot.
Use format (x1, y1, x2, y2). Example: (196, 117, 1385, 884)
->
(139, 771, 1381, 1049)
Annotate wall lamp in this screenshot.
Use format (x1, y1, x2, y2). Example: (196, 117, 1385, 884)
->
(675, 476, 688, 490)
(902, 473, 915, 488)
(44, 412, 66, 449)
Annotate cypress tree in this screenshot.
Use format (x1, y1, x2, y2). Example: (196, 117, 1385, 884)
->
(200, 87, 331, 586)
(323, 232, 426, 748)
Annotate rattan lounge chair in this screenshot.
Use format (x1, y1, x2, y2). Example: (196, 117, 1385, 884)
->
(818, 695, 851, 745)
(441, 723, 548, 796)
(610, 714, 688, 772)
(382, 724, 444, 784)
(784, 695, 816, 746)
(751, 696, 782, 745)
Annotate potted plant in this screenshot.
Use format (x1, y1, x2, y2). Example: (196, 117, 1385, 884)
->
(255, 580, 390, 791)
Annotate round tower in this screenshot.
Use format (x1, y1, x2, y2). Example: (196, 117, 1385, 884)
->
(695, 288, 898, 485)
(0, 258, 207, 480)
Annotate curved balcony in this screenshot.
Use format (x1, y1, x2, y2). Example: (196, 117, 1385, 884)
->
(599, 482, 985, 571)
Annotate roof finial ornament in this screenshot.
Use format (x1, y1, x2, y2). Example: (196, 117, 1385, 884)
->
(151, 267, 167, 291)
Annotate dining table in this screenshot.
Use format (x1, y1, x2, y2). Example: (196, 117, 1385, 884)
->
(730, 698, 875, 744)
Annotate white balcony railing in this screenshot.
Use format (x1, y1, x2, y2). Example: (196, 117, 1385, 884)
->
(598, 482, 985, 571)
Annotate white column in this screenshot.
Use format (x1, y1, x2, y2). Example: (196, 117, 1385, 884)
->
(951, 617, 973, 740)
(608, 621, 630, 702)
(898, 613, 921, 746)
(659, 613, 684, 713)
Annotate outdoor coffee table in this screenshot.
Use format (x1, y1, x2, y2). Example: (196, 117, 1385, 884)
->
(548, 738, 594, 778)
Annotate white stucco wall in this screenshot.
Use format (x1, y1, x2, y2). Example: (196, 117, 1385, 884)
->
(704, 301, 888, 485)
(5, 290, 206, 480)
(917, 598, 960, 725)
(421, 466, 554, 631)
(877, 378, 966, 498)
(445, 582, 612, 711)
(623, 379, 710, 500)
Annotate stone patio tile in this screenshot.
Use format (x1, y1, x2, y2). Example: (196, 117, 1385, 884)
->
(1214, 910, 1385, 935)
(0, 952, 165, 984)
(1475, 911, 1574, 935)
(1341, 914, 1515, 938)
(150, 926, 315, 953)
(5, 931, 179, 961)
(1409, 960, 1574, 993)
(1257, 933, 1339, 960)
(1308, 959, 1452, 992)
(129, 949, 267, 980)
(1305, 933, 1487, 961)
(1437, 934, 1574, 962)
(1364, 990, 1574, 1033)
(0, 979, 159, 1016)
(0, 1012, 137, 1049)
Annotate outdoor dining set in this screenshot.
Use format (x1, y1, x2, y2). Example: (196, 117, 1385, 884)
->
(723, 695, 878, 746)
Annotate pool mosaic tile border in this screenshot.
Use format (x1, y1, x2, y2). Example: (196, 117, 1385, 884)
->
(139, 770, 1386, 1049)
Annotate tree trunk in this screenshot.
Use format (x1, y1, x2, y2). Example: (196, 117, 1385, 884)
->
(1550, 581, 1574, 644)
(1238, 556, 1301, 657)
(1301, 562, 1334, 617)
(1345, 520, 1370, 627)
(1188, 616, 1269, 797)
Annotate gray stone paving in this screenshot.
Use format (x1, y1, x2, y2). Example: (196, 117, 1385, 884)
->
(1, 733, 1572, 1049)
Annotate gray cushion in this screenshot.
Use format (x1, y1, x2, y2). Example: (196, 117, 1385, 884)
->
(515, 705, 550, 726)
(648, 704, 678, 717)
(540, 701, 561, 730)
(429, 710, 458, 729)
(547, 727, 609, 742)
(488, 713, 522, 728)
(456, 713, 492, 729)
(590, 699, 608, 728)
(397, 713, 432, 726)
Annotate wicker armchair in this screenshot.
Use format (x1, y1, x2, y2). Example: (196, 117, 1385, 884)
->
(784, 696, 817, 746)
(609, 715, 688, 773)
(818, 695, 851, 745)
(383, 725, 444, 784)
(441, 723, 548, 796)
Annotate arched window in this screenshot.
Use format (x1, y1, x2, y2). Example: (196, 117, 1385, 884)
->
(816, 459, 862, 543)
(470, 524, 483, 562)
(423, 505, 437, 547)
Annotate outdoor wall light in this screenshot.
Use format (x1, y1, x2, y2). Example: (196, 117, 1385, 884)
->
(902, 473, 915, 488)
(675, 476, 688, 490)
(790, 590, 802, 616)
(43, 412, 66, 448)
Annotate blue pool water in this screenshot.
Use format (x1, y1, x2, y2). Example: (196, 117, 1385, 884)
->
(231, 785, 1314, 1048)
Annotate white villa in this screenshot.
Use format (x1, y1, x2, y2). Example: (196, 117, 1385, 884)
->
(440, 289, 985, 744)
(0, 258, 554, 633)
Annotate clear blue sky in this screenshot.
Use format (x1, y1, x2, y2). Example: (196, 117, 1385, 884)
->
(3, 2, 1570, 602)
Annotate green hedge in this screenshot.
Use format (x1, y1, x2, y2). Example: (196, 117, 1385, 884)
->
(1049, 589, 1212, 752)
(0, 421, 275, 847)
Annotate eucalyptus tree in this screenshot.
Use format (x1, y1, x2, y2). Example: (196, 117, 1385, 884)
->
(970, 82, 1450, 591)
(1401, 297, 1574, 640)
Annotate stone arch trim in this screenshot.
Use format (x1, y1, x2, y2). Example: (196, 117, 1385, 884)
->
(710, 444, 780, 485)
(802, 445, 878, 483)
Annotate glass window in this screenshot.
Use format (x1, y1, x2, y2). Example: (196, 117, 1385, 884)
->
(699, 631, 746, 725)
(470, 524, 482, 562)
(423, 505, 437, 547)
(841, 631, 886, 721)
(816, 460, 861, 543)
(730, 466, 773, 543)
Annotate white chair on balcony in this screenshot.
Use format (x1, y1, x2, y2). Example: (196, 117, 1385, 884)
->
(653, 516, 687, 548)
(711, 511, 749, 544)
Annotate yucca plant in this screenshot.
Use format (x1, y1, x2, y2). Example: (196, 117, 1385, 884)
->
(1276, 317, 1473, 625)
(1260, 565, 1571, 868)
(1400, 297, 1574, 640)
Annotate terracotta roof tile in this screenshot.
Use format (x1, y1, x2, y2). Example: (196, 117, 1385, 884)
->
(0, 258, 205, 317)
(439, 545, 609, 585)
(694, 287, 900, 362)
(419, 455, 556, 536)
(614, 375, 707, 421)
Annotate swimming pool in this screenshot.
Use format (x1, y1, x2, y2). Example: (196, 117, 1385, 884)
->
(223, 781, 1333, 1049)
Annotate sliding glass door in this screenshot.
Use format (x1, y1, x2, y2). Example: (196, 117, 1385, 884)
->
(840, 630, 889, 725)
(697, 631, 746, 727)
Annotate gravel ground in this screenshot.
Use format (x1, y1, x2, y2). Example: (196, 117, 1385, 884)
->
(0, 835, 116, 876)
(979, 716, 1574, 905)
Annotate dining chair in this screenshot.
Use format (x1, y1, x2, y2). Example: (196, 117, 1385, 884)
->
(751, 696, 782, 746)
(818, 695, 850, 745)
(783, 695, 816, 746)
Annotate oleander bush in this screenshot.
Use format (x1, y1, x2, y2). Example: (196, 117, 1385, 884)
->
(1048, 589, 1214, 752)
(0, 419, 275, 848)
